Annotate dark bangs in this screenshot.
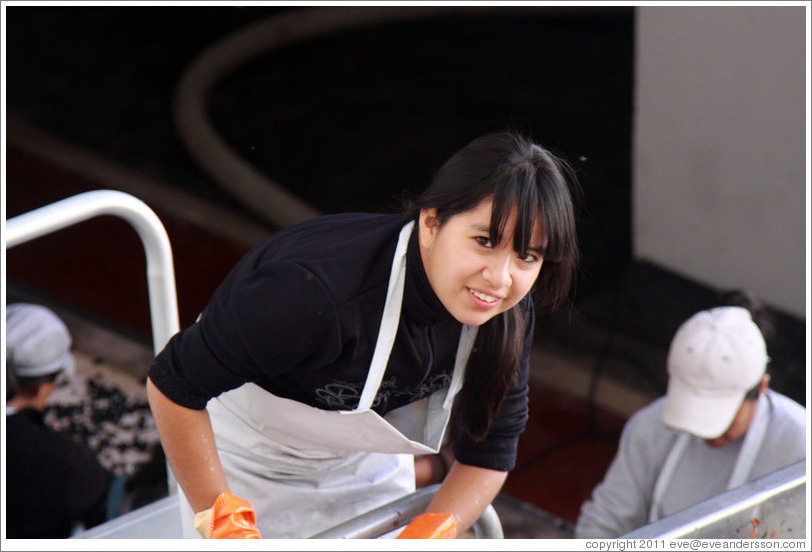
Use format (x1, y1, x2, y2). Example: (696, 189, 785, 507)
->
(489, 152, 577, 263)
(488, 148, 579, 312)
(487, 163, 541, 257)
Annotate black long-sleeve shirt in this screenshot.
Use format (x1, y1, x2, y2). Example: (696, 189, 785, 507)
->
(149, 212, 530, 471)
(6, 408, 113, 538)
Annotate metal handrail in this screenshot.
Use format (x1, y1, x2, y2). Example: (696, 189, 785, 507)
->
(75, 485, 503, 539)
(312, 484, 504, 539)
(6, 189, 180, 355)
(621, 461, 807, 539)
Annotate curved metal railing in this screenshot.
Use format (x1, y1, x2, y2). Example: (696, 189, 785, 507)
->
(6, 189, 180, 355)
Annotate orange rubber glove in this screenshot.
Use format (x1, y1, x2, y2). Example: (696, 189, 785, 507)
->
(396, 513, 457, 539)
(194, 492, 262, 539)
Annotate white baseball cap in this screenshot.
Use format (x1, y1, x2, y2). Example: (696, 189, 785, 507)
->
(661, 306, 768, 439)
(6, 303, 75, 378)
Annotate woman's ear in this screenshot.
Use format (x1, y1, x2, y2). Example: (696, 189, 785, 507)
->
(418, 208, 440, 248)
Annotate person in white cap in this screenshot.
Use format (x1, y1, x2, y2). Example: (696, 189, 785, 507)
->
(575, 305, 806, 538)
(5, 303, 115, 538)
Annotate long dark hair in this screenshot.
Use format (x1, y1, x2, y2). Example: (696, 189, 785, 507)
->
(411, 131, 580, 439)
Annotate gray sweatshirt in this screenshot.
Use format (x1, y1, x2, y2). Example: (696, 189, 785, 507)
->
(575, 390, 806, 538)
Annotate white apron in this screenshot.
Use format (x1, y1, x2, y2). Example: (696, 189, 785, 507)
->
(178, 221, 478, 538)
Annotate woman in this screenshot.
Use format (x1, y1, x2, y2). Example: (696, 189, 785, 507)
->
(146, 131, 580, 538)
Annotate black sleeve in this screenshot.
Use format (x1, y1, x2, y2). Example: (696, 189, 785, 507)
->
(452, 299, 533, 472)
(148, 260, 341, 409)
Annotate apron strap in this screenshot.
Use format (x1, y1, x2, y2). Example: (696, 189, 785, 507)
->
(443, 325, 477, 409)
(727, 393, 771, 490)
(357, 221, 414, 411)
(649, 432, 690, 523)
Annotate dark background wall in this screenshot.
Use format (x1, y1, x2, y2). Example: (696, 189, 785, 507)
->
(5, 5, 633, 293)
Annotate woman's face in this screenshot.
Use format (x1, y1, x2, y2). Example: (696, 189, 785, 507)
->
(418, 198, 546, 326)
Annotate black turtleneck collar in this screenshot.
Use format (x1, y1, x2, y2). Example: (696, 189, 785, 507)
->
(403, 219, 456, 326)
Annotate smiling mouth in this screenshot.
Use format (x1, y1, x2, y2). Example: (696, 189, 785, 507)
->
(468, 288, 500, 305)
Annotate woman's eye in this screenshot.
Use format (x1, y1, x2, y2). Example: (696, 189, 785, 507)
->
(520, 253, 540, 263)
(475, 236, 493, 248)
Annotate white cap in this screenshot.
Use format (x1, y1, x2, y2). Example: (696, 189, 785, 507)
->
(661, 306, 768, 439)
(6, 303, 75, 378)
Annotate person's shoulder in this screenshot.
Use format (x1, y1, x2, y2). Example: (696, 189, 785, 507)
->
(630, 395, 667, 420)
(762, 390, 806, 463)
(7, 408, 48, 431)
(766, 389, 807, 423)
(623, 396, 668, 437)
(9, 409, 104, 464)
(235, 213, 410, 310)
(281, 212, 408, 239)
(258, 212, 410, 262)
